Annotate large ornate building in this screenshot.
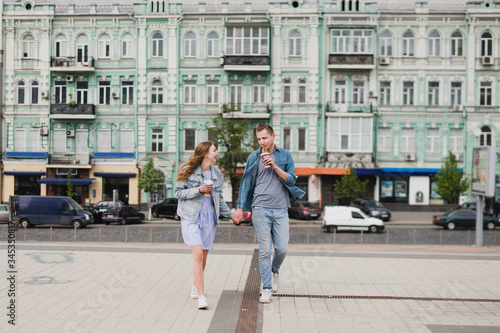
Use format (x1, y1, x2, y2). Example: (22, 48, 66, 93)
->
(1, 0, 499, 206)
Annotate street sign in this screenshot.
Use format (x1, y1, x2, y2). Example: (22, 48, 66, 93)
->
(470, 146, 496, 197)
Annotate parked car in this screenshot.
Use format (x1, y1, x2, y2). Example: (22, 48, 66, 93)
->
(351, 198, 391, 221)
(322, 206, 384, 233)
(94, 200, 123, 213)
(82, 205, 102, 224)
(432, 209, 499, 230)
(457, 202, 493, 216)
(0, 204, 9, 222)
(9, 195, 92, 228)
(102, 206, 145, 225)
(288, 201, 321, 220)
(151, 198, 179, 220)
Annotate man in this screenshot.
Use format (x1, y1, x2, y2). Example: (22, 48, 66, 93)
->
(233, 123, 305, 303)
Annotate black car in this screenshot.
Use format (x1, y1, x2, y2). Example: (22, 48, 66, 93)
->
(458, 202, 493, 216)
(83, 205, 102, 224)
(288, 201, 321, 220)
(102, 206, 145, 225)
(433, 209, 499, 230)
(151, 198, 179, 220)
(351, 198, 391, 221)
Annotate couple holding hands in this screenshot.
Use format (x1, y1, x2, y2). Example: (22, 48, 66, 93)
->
(175, 123, 305, 309)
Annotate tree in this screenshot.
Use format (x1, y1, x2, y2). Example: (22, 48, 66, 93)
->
(434, 151, 469, 204)
(334, 165, 369, 205)
(209, 110, 252, 207)
(138, 158, 163, 205)
(66, 170, 75, 199)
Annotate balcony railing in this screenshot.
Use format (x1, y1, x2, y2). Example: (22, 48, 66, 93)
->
(50, 104, 96, 119)
(50, 57, 95, 72)
(222, 55, 270, 71)
(50, 153, 91, 165)
(328, 54, 374, 69)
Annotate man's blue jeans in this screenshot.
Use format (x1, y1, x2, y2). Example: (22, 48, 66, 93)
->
(252, 207, 289, 290)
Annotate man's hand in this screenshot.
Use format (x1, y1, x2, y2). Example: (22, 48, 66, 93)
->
(232, 208, 243, 224)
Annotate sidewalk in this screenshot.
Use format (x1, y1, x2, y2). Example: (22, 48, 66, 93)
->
(2, 242, 500, 332)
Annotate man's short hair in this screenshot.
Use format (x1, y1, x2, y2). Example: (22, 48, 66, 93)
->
(256, 123, 274, 135)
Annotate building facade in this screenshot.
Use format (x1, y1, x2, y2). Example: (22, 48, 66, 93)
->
(1, 0, 499, 206)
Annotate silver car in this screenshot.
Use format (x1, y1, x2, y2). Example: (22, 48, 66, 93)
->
(0, 204, 9, 222)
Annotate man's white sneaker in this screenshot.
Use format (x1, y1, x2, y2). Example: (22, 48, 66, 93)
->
(191, 285, 198, 299)
(260, 289, 272, 303)
(198, 295, 208, 309)
(271, 272, 279, 293)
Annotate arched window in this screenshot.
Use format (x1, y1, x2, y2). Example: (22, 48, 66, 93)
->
(289, 31, 302, 57)
(76, 34, 89, 64)
(99, 34, 111, 58)
(402, 31, 414, 57)
(451, 31, 463, 56)
(31, 81, 39, 104)
(152, 32, 163, 57)
(207, 32, 219, 57)
(55, 34, 67, 58)
(428, 31, 440, 56)
(17, 81, 26, 104)
(122, 34, 134, 58)
(151, 80, 163, 104)
(479, 126, 492, 146)
(184, 32, 196, 57)
(23, 35, 35, 58)
(481, 32, 493, 56)
(380, 31, 392, 56)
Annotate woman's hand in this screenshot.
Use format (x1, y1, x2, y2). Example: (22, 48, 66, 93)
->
(198, 183, 213, 193)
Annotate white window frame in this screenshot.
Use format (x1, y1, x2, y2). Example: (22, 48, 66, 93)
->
(55, 35, 67, 58)
(226, 27, 269, 56)
(152, 32, 164, 57)
(53, 129, 67, 153)
(449, 128, 463, 153)
(29, 128, 40, 152)
(451, 82, 462, 106)
(400, 128, 415, 153)
(380, 81, 391, 105)
(17, 81, 26, 105)
(402, 31, 415, 57)
(481, 32, 493, 57)
(151, 80, 164, 104)
(428, 31, 441, 56)
(15, 128, 26, 152)
(76, 81, 89, 104)
(253, 81, 266, 104)
(283, 128, 291, 150)
(151, 128, 164, 152)
(184, 32, 197, 58)
(298, 80, 307, 104)
(428, 82, 439, 106)
(121, 81, 134, 105)
(31, 81, 39, 105)
(206, 80, 219, 104)
(289, 31, 302, 57)
(122, 34, 134, 58)
(479, 127, 492, 146)
(480, 81, 492, 106)
(379, 31, 393, 56)
(377, 127, 392, 152)
(283, 80, 291, 104)
(331, 29, 373, 53)
(451, 31, 463, 57)
(23, 35, 35, 58)
(184, 129, 196, 151)
(120, 129, 134, 153)
(207, 32, 219, 58)
(54, 81, 66, 104)
(327, 117, 373, 152)
(99, 35, 111, 59)
(403, 81, 414, 105)
(426, 128, 440, 153)
(97, 129, 112, 152)
(334, 80, 346, 104)
(230, 83, 243, 110)
(352, 81, 364, 105)
(298, 128, 306, 151)
(98, 81, 111, 105)
(184, 81, 197, 104)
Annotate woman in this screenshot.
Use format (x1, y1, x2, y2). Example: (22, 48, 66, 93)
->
(175, 142, 239, 309)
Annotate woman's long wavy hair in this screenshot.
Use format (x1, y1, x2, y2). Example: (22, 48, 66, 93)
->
(176, 141, 214, 182)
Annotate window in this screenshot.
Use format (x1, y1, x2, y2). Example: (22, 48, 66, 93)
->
(184, 80, 196, 104)
(378, 127, 392, 152)
(335, 80, 346, 104)
(77, 81, 88, 104)
(17, 81, 26, 104)
(120, 129, 134, 152)
(206, 80, 219, 104)
(15, 128, 26, 152)
(31, 81, 39, 104)
(352, 81, 364, 105)
(53, 129, 67, 153)
(122, 81, 134, 105)
(54, 81, 66, 104)
(152, 32, 163, 57)
(426, 128, 440, 152)
(283, 128, 291, 150)
(449, 128, 463, 153)
(479, 126, 492, 146)
(207, 32, 219, 57)
(184, 129, 195, 151)
(289, 31, 301, 56)
(401, 128, 415, 152)
(379, 31, 392, 56)
(428, 82, 439, 105)
(253, 80, 266, 103)
(328, 117, 372, 152)
(298, 80, 307, 104)
(226, 27, 269, 55)
(99, 34, 111, 58)
(380, 81, 391, 105)
(402, 31, 415, 57)
(122, 34, 134, 58)
(451, 31, 463, 56)
(331, 29, 373, 53)
(298, 128, 306, 151)
(480, 82, 492, 106)
(403, 82, 414, 105)
(283, 79, 291, 104)
(151, 128, 163, 152)
(97, 129, 111, 152)
(151, 80, 163, 104)
(55, 34, 67, 58)
(99, 81, 111, 105)
(23, 35, 35, 58)
(230, 80, 243, 110)
(352, 212, 364, 219)
(76, 34, 89, 64)
(481, 32, 493, 56)
(184, 32, 196, 57)
(428, 31, 440, 56)
(451, 82, 462, 106)
(207, 128, 218, 149)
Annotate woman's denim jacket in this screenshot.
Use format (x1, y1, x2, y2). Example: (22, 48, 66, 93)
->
(175, 165, 233, 224)
(237, 146, 305, 212)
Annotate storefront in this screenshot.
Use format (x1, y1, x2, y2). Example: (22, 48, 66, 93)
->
(93, 172, 137, 203)
(4, 171, 45, 196)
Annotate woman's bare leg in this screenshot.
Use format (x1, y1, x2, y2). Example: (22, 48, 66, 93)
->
(191, 245, 204, 296)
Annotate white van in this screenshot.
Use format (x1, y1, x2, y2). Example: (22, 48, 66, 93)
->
(322, 206, 385, 233)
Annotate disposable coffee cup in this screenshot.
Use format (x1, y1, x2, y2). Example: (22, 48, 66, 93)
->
(204, 179, 213, 196)
(260, 152, 271, 168)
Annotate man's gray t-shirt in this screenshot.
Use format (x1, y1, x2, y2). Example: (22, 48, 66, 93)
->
(252, 151, 290, 209)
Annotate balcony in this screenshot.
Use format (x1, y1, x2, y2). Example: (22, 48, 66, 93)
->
(328, 54, 375, 70)
(222, 55, 270, 71)
(50, 104, 96, 119)
(325, 152, 374, 168)
(50, 153, 91, 166)
(50, 57, 95, 72)
(221, 103, 271, 119)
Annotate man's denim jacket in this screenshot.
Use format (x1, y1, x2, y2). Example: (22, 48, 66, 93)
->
(175, 165, 233, 224)
(237, 146, 305, 212)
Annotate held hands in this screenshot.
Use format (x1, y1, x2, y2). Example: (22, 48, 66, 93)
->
(232, 208, 243, 224)
(198, 183, 213, 194)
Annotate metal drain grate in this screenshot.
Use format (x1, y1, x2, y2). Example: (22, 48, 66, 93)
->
(273, 294, 500, 303)
(236, 249, 261, 333)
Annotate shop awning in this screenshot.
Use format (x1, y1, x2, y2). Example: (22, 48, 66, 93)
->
(355, 168, 382, 175)
(4, 152, 48, 159)
(381, 168, 463, 177)
(93, 152, 136, 159)
(93, 172, 137, 178)
(295, 167, 349, 176)
(4, 171, 46, 176)
(38, 178, 95, 185)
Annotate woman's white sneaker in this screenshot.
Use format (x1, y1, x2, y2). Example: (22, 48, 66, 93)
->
(260, 289, 272, 303)
(198, 295, 208, 309)
(271, 272, 279, 293)
(191, 285, 199, 299)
